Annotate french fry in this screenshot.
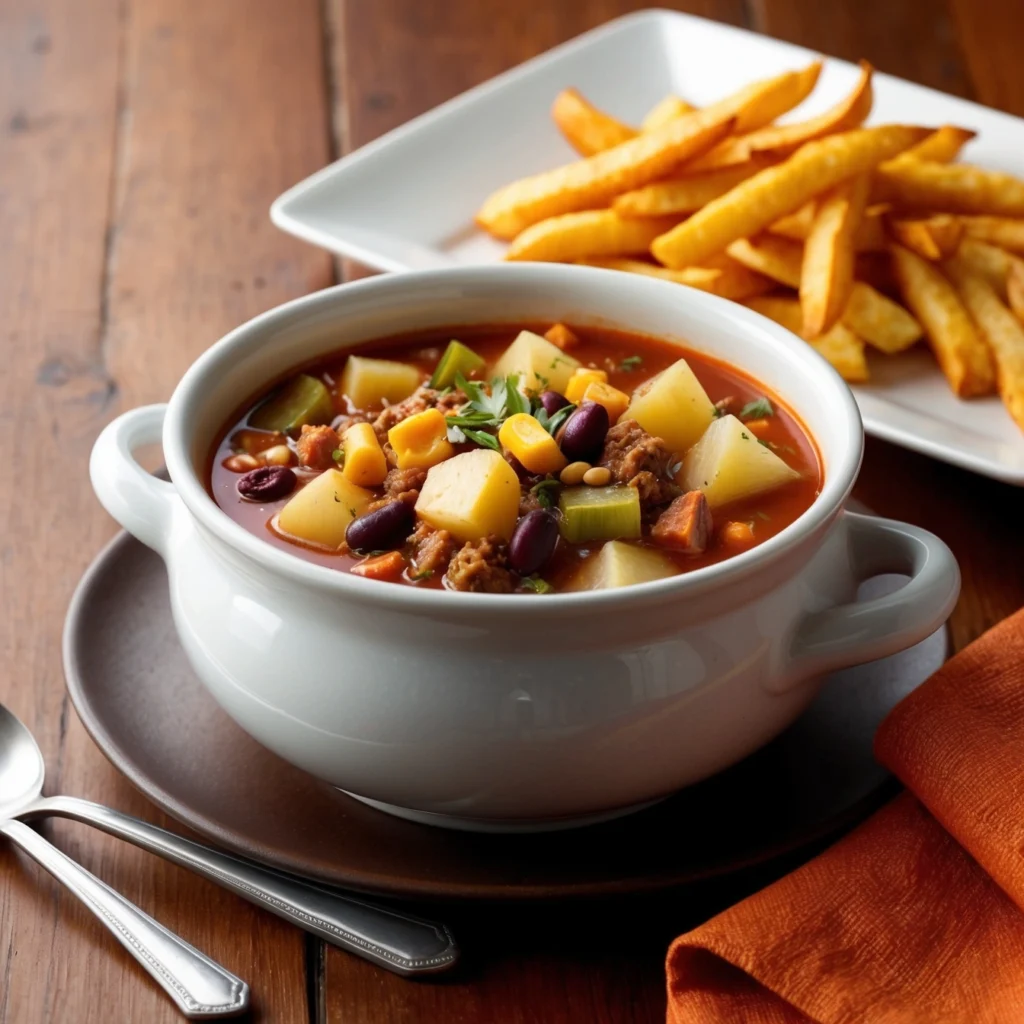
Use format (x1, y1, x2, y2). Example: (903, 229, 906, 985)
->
(956, 238, 1015, 299)
(613, 158, 772, 218)
(842, 282, 923, 353)
(745, 295, 869, 381)
(642, 95, 697, 132)
(1009, 262, 1024, 325)
(679, 62, 824, 173)
(725, 235, 803, 288)
(505, 210, 680, 263)
(856, 252, 900, 296)
(476, 111, 735, 239)
(551, 88, 636, 156)
(651, 125, 930, 269)
(578, 255, 774, 301)
(738, 60, 874, 159)
(887, 214, 964, 261)
(768, 202, 816, 240)
(944, 256, 1024, 432)
(890, 242, 995, 397)
(801, 174, 869, 336)
(873, 161, 1024, 216)
(959, 216, 1024, 255)
(882, 125, 977, 168)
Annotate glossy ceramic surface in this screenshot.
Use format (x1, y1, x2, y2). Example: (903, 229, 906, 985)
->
(88, 265, 960, 829)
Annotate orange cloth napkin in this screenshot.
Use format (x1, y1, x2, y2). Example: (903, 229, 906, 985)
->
(667, 606, 1024, 1024)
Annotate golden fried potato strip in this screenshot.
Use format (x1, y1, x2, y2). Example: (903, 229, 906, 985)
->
(651, 125, 929, 269)
(505, 210, 680, 262)
(726, 235, 803, 288)
(887, 214, 964, 261)
(551, 88, 636, 156)
(873, 162, 1024, 216)
(801, 174, 870, 336)
(614, 159, 772, 218)
(890, 242, 995, 397)
(577, 255, 774, 300)
(959, 216, 1024, 256)
(945, 256, 1024, 432)
(745, 295, 869, 381)
(842, 282, 923, 354)
(882, 125, 977, 168)
(641, 95, 697, 132)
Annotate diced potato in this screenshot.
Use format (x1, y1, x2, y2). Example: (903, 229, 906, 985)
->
(558, 485, 641, 544)
(491, 330, 581, 393)
(341, 422, 388, 487)
(566, 540, 678, 591)
(621, 358, 716, 453)
(679, 414, 801, 508)
(277, 470, 372, 549)
(340, 355, 421, 409)
(498, 413, 567, 475)
(415, 449, 520, 542)
(565, 367, 608, 403)
(582, 380, 630, 421)
(388, 408, 455, 470)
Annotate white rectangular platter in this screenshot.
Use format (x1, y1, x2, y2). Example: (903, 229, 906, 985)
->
(271, 8, 1024, 484)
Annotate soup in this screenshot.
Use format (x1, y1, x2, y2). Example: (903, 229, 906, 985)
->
(209, 323, 821, 592)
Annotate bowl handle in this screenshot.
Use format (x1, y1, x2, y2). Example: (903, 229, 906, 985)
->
(778, 510, 960, 690)
(90, 404, 182, 560)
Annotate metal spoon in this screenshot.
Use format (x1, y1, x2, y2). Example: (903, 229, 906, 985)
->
(0, 717, 249, 1017)
(0, 702, 458, 976)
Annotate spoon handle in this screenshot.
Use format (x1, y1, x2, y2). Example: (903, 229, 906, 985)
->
(0, 819, 248, 1019)
(32, 795, 458, 976)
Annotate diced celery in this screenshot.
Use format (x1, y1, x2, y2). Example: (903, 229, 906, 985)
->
(249, 374, 333, 433)
(429, 340, 486, 389)
(558, 485, 641, 544)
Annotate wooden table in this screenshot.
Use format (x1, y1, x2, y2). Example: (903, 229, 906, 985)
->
(3, 1, 1024, 1020)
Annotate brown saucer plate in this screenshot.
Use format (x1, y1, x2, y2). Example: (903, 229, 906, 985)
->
(63, 531, 947, 901)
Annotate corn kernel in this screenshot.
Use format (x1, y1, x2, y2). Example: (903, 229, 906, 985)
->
(565, 368, 608, 404)
(388, 408, 455, 470)
(342, 422, 388, 486)
(581, 381, 630, 422)
(498, 413, 567, 475)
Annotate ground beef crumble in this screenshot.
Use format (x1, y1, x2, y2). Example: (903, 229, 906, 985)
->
(408, 520, 457, 576)
(445, 536, 516, 593)
(295, 424, 340, 471)
(384, 466, 428, 504)
(598, 420, 679, 510)
(372, 386, 467, 439)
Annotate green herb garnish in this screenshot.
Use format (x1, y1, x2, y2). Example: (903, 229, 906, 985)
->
(461, 427, 500, 451)
(522, 576, 554, 594)
(331, 448, 344, 464)
(619, 355, 643, 371)
(739, 397, 773, 420)
(533, 400, 577, 436)
(409, 568, 434, 582)
(530, 478, 561, 509)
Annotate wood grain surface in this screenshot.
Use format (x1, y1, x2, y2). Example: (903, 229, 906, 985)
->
(2, 1, 1023, 1021)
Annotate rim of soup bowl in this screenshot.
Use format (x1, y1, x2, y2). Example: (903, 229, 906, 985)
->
(163, 264, 863, 615)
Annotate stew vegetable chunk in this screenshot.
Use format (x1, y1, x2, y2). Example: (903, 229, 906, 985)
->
(209, 324, 821, 593)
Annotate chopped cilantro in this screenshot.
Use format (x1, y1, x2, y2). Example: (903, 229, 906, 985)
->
(530, 478, 561, 509)
(740, 397, 774, 420)
(619, 355, 643, 371)
(461, 427, 500, 451)
(409, 568, 434, 582)
(522, 576, 554, 594)
(331, 448, 344, 464)
(534, 400, 576, 436)
(348, 507, 356, 517)
(741, 431, 751, 440)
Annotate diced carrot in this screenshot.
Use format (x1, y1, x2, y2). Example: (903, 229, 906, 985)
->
(743, 417, 771, 437)
(351, 551, 407, 581)
(545, 323, 580, 350)
(720, 520, 755, 546)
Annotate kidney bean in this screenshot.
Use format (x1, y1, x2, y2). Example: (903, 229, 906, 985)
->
(508, 509, 559, 577)
(346, 500, 415, 553)
(237, 465, 296, 502)
(539, 390, 570, 416)
(559, 401, 609, 463)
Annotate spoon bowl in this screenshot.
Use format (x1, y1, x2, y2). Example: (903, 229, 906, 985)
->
(0, 703, 45, 820)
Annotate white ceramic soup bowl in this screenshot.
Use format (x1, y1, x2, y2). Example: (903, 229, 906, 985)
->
(90, 264, 959, 832)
